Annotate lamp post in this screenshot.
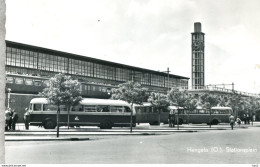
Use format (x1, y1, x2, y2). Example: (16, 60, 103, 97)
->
(7, 88, 11, 109)
(162, 67, 170, 91)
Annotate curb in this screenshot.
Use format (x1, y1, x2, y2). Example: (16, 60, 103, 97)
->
(5, 131, 199, 141)
(5, 130, 198, 136)
(5, 137, 90, 142)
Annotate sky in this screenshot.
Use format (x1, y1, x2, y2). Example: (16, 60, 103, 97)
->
(5, 0, 260, 94)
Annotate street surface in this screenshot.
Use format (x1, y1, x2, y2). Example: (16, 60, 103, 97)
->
(5, 123, 260, 164)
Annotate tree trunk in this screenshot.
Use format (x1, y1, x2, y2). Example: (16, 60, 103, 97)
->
(209, 109, 212, 128)
(130, 102, 133, 133)
(57, 104, 60, 138)
(158, 109, 161, 125)
(177, 107, 179, 130)
(67, 106, 72, 129)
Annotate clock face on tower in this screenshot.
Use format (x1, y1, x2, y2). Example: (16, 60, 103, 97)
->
(192, 41, 203, 51)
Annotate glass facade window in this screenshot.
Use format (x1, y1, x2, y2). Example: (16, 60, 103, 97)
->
(151, 74, 164, 87)
(141, 73, 150, 85)
(93, 63, 115, 79)
(107, 66, 115, 80)
(82, 61, 93, 77)
(116, 68, 131, 81)
(69, 59, 82, 75)
(6, 47, 12, 65)
(132, 71, 142, 83)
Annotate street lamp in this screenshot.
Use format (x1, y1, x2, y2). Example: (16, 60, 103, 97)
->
(7, 88, 11, 109)
(162, 67, 170, 91)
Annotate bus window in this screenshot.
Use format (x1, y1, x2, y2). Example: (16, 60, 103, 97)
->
(84, 105, 96, 112)
(124, 106, 131, 112)
(198, 109, 205, 114)
(111, 106, 124, 112)
(25, 79, 33, 85)
(43, 104, 57, 111)
(102, 87, 106, 92)
(43, 80, 50, 87)
(15, 77, 24, 84)
(179, 109, 185, 114)
(6, 77, 14, 83)
(34, 80, 42, 86)
(33, 104, 42, 111)
(29, 104, 33, 110)
(100, 106, 110, 112)
(189, 110, 197, 114)
(212, 110, 219, 114)
(135, 107, 145, 113)
(72, 105, 84, 112)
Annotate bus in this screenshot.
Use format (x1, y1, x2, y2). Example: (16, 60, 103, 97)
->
(6, 73, 115, 99)
(168, 106, 233, 125)
(134, 103, 169, 125)
(27, 98, 136, 129)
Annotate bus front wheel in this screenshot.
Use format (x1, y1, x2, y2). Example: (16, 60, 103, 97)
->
(100, 120, 113, 129)
(44, 120, 56, 129)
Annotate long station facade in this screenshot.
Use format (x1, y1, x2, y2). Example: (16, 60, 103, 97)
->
(5, 40, 189, 120)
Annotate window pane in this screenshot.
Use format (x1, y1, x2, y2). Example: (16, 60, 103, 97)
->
(71, 105, 84, 112)
(6, 77, 14, 83)
(34, 80, 42, 86)
(43, 104, 57, 111)
(25, 79, 33, 85)
(15, 77, 24, 84)
(33, 104, 42, 111)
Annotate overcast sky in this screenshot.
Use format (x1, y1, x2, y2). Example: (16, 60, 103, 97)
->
(5, 0, 260, 93)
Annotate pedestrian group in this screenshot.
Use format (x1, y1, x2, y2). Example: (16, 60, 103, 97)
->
(5, 108, 19, 131)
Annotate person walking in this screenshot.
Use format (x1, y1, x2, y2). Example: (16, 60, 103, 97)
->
(11, 109, 19, 130)
(236, 117, 242, 127)
(246, 114, 250, 124)
(8, 109, 14, 130)
(5, 108, 11, 131)
(243, 114, 247, 124)
(229, 114, 235, 130)
(168, 110, 175, 128)
(24, 108, 30, 130)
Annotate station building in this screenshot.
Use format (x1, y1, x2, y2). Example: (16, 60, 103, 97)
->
(5, 40, 189, 121)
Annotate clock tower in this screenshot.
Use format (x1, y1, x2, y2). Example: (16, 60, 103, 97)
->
(191, 22, 205, 89)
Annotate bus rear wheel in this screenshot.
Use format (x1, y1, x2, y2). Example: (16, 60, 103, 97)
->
(44, 120, 56, 129)
(178, 118, 183, 125)
(211, 119, 219, 125)
(149, 121, 159, 125)
(100, 120, 113, 129)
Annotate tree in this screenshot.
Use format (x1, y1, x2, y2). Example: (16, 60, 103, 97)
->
(110, 81, 149, 132)
(148, 92, 170, 125)
(244, 96, 260, 125)
(40, 73, 82, 137)
(227, 93, 245, 118)
(218, 95, 229, 107)
(183, 93, 198, 124)
(200, 93, 219, 128)
(167, 88, 188, 130)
